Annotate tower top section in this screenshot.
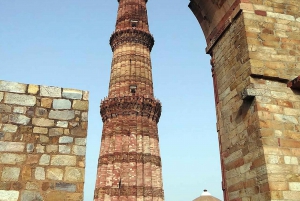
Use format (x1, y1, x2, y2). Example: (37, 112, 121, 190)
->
(110, 0, 154, 51)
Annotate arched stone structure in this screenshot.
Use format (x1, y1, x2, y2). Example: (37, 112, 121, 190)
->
(189, 0, 300, 201)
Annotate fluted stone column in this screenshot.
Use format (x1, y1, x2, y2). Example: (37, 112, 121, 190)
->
(94, 0, 164, 200)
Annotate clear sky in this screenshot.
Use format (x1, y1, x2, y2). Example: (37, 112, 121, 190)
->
(0, 1, 223, 200)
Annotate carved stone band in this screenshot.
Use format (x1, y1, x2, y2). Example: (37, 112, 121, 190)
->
(99, 152, 161, 166)
(112, 54, 151, 66)
(100, 96, 161, 123)
(110, 29, 154, 51)
(101, 128, 159, 141)
(109, 76, 153, 86)
(95, 186, 164, 198)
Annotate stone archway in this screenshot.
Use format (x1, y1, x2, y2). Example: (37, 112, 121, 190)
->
(189, 0, 300, 200)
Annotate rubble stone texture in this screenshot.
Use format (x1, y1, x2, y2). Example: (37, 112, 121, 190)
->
(0, 80, 88, 201)
(189, 0, 300, 201)
(93, 0, 164, 200)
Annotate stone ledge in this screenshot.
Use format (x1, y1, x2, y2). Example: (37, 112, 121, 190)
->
(287, 76, 300, 90)
(100, 95, 161, 123)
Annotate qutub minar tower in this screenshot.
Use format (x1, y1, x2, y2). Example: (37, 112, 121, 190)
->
(94, 0, 164, 200)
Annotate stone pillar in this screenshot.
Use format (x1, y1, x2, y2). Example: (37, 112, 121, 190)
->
(0, 80, 89, 201)
(94, 0, 164, 200)
(190, 0, 300, 200)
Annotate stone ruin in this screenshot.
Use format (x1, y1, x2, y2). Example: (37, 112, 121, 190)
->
(0, 80, 88, 201)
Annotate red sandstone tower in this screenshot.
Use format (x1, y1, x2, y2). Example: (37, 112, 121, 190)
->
(94, 0, 164, 200)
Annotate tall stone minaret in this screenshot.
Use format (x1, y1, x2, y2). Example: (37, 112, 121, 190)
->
(94, 0, 164, 200)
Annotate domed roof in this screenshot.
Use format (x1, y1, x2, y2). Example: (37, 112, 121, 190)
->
(193, 190, 221, 201)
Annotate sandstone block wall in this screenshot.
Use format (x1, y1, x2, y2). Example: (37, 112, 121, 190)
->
(0, 80, 89, 201)
(190, 0, 300, 200)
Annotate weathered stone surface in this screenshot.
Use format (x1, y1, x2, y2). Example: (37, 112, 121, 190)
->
(41, 98, 52, 108)
(45, 191, 67, 201)
(46, 145, 58, 153)
(0, 182, 11, 190)
(0, 132, 4, 140)
(36, 144, 45, 153)
(0, 190, 19, 201)
(0, 92, 3, 102)
(46, 168, 63, 180)
(0, 104, 11, 113)
(72, 100, 88, 110)
(56, 121, 68, 128)
(25, 182, 39, 190)
(21, 166, 32, 181)
(48, 110, 75, 120)
(35, 108, 48, 117)
(41, 182, 50, 191)
(4, 93, 36, 106)
(40, 86, 61, 97)
(75, 138, 86, 146)
(81, 112, 88, 121)
(0, 80, 26, 93)
(0, 142, 25, 152)
(59, 145, 71, 154)
(83, 91, 89, 100)
(35, 167, 45, 180)
(1, 167, 20, 181)
(39, 135, 49, 143)
(2, 124, 18, 132)
(28, 84, 39, 94)
(49, 128, 64, 136)
(39, 154, 50, 165)
(13, 107, 26, 114)
(51, 155, 76, 166)
(70, 126, 87, 137)
(32, 118, 54, 127)
(26, 155, 39, 165)
(62, 88, 82, 100)
(186, 1, 300, 200)
(69, 122, 79, 128)
(0, 80, 88, 200)
(11, 182, 23, 191)
(53, 99, 71, 109)
(9, 114, 30, 125)
(283, 191, 300, 200)
(26, 143, 34, 153)
(33, 127, 48, 134)
(19, 126, 32, 134)
(64, 129, 70, 135)
(59, 136, 73, 143)
(64, 167, 85, 182)
(21, 190, 43, 201)
(72, 145, 86, 156)
(54, 182, 76, 192)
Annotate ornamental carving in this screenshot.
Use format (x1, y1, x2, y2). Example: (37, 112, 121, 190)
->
(99, 152, 161, 166)
(211, 0, 226, 8)
(100, 96, 161, 123)
(101, 128, 159, 140)
(95, 186, 164, 198)
(112, 55, 151, 66)
(117, 12, 147, 25)
(109, 76, 153, 86)
(110, 29, 154, 51)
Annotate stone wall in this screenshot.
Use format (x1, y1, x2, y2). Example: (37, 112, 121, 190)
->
(190, 0, 300, 200)
(0, 80, 89, 201)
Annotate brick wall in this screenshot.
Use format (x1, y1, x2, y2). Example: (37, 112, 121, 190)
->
(0, 80, 89, 201)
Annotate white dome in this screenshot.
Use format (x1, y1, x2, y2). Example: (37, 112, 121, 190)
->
(193, 190, 221, 201)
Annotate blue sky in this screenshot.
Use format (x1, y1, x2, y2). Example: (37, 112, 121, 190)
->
(0, 1, 222, 200)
